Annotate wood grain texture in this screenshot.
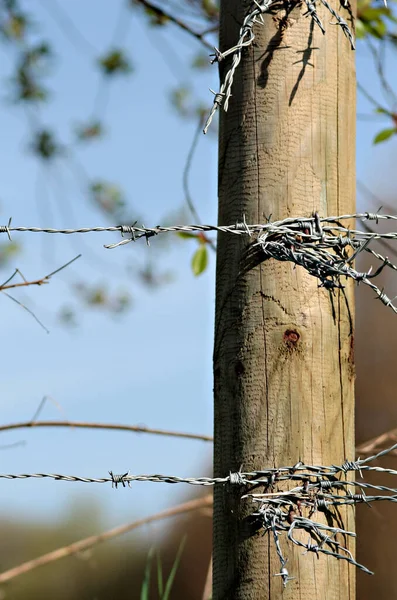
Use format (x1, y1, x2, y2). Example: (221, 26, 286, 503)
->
(213, 1, 356, 598)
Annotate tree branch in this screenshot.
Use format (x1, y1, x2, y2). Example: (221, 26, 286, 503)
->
(0, 495, 213, 584)
(356, 428, 397, 457)
(201, 554, 213, 600)
(0, 419, 213, 442)
(0, 255, 81, 292)
(0, 256, 81, 333)
(133, 0, 214, 51)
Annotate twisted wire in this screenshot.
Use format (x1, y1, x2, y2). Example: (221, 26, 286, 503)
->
(3, 439, 397, 582)
(3, 212, 397, 313)
(203, 0, 355, 133)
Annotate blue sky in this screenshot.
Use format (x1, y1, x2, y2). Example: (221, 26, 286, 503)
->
(0, 0, 396, 540)
(0, 0, 218, 532)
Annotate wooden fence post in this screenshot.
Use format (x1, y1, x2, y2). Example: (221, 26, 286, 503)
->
(213, 1, 356, 597)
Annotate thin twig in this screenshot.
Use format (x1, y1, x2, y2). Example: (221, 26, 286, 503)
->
(30, 396, 67, 423)
(357, 82, 390, 114)
(182, 114, 216, 251)
(202, 554, 213, 600)
(133, 0, 213, 50)
(0, 496, 213, 584)
(0, 255, 81, 333)
(37, 0, 97, 55)
(0, 256, 81, 291)
(1, 291, 50, 334)
(3, 415, 392, 451)
(356, 428, 397, 457)
(366, 37, 397, 108)
(183, 114, 206, 225)
(0, 420, 213, 442)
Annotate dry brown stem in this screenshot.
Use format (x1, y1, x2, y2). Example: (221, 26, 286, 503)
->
(0, 495, 213, 584)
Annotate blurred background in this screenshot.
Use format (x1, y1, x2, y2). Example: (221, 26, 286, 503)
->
(0, 0, 395, 598)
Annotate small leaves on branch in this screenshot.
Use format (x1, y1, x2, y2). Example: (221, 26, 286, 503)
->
(192, 243, 208, 276)
(98, 49, 132, 76)
(12, 42, 52, 103)
(74, 282, 131, 314)
(90, 181, 125, 216)
(30, 129, 61, 160)
(170, 85, 207, 121)
(0, 255, 81, 332)
(0, 241, 19, 268)
(357, 0, 397, 40)
(76, 120, 103, 142)
(178, 231, 212, 276)
(130, 0, 216, 50)
(373, 126, 397, 143)
(1, 11, 28, 40)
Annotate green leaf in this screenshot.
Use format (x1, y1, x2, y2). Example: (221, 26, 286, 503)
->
(31, 130, 60, 160)
(356, 1, 396, 40)
(6, 14, 28, 39)
(375, 107, 391, 115)
(202, 0, 219, 19)
(99, 49, 132, 75)
(177, 231, 199, 240)
(192, 53, 210, 69)
(140, 547, 154, 600)
(355, 19, 367, 38)
(170, 86, 191, 117)
(162, 537, 186, 600)
(191, 245, 208, 276)
(0, 242, 20, 268)
(373, 128, 396, 144)
(144, 7, 169, 25)
(370, 19, 387, 38)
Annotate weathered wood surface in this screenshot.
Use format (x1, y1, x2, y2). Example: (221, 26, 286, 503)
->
(213, 1, 356, 598)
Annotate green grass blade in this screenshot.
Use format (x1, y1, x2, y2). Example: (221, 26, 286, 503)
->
(156, 549, 164, 597)
(162, 536, 187, 600)
(140, 546, 154, 600)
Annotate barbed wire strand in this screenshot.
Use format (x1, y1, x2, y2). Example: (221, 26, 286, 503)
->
(3, 212, 397, 313)
(0, 496, 213, 584)
(3, 212, 397, 242)
(203, 0, 354, 134)
(5, 442, 397, 488)
(2, 441, 397, 581)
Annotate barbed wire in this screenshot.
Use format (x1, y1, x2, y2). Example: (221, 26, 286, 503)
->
(0, 472, 227, 486)
(3, 212, 397, 313)
(4, 212, 397, 244)
(2, 441, 397, 581)
(203, 0, 355, 134)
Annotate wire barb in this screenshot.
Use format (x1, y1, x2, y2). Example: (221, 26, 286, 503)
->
(3, 213, 397, 314)
(3, 442, 397, 582)
(203, 0, 355, 133)
(109, 470, 131, 488)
